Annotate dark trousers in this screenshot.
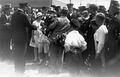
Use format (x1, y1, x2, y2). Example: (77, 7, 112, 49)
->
(64, 51, 84, 74)
(0, 27, 11, 60)
(0, 38, 11, 60)
(26, 40, 34, 60)
(49, 43, 63, 71)
(13, 41, 27, 74)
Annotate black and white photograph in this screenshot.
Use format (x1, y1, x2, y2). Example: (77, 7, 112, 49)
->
(0, 0, 120, 77)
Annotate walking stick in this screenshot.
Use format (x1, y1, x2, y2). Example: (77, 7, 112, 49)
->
(61, 49, 66, 71)
(62, 49, 65, 64)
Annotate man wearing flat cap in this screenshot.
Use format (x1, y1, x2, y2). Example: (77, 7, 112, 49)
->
(0, 4, 12, 60)
(11, 2, 32, 74)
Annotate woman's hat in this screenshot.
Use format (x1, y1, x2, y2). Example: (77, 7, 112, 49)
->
(48, 7, 56, 13)
(37, 12, 42, 17)
(2, 4, 12, 11)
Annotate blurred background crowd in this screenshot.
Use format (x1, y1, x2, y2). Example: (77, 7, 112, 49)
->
(0, 0, 120, 76)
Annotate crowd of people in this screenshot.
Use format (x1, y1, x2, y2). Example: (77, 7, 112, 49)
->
(0, 0, 120, 75)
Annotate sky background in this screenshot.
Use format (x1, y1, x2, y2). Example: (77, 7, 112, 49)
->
(57, 0, 112, 10)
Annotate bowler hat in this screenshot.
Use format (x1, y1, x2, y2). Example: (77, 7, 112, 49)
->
(67, 3, 73, 8)
(19, 2, 28, 8)
(88, 4, 98, 11)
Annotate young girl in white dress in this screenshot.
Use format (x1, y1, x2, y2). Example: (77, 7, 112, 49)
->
(30, 12, 49, 65)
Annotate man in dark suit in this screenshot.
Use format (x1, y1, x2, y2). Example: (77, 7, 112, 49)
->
(67, 3, 74, 21)
(11, 3, 32, 74)
(106, 0, 120, 64)
(47, 8, 70, 72)
(0, 4, 12, 60)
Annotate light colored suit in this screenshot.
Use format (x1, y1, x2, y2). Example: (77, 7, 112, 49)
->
(94, 25, 108, 54)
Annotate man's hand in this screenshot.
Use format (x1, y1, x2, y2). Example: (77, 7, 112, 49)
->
(118, 33, 120, 39)
(95, 51, 101, 59)
(5, 23, 11, 28)
(64, 44, 70, 53)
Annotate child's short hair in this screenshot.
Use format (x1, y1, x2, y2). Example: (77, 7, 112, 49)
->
(96, 13, 105, 21)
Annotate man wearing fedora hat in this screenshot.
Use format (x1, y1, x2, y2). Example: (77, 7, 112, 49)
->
(0, 4, 12, 60)
(11, 2, 32, 74)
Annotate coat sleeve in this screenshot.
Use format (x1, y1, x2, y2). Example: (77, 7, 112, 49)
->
(23, 14, 32, 28)
(0, 14, 6, 25)
(71, 19, 81, 29)
(46, 18, 58, 32)
(97, 29, 106, 53)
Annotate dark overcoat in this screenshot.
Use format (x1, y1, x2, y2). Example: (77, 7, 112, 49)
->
(0, 13, 11, 59)
(11, 9, 32, 73)
(11, 9, 31, 43)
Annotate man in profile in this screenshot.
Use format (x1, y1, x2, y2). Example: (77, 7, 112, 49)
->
(11, 3, 32, 74)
